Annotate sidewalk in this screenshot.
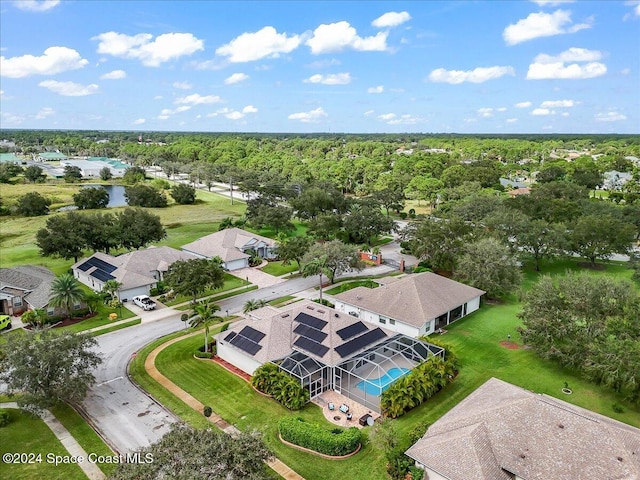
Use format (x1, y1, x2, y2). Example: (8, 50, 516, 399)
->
(144, 332, 305, 480)
(0, 402, 105, 480)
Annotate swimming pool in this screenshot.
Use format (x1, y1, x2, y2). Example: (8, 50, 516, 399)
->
(356, 367, 410, 396)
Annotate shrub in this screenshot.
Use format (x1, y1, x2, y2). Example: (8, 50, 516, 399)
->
(149, 288, 159, 296)
(220, 323, 229, 332)
(612, 403, 625, 413)
(203, 405, 212, 417)
(409, 466, 425, 480)
(0, 409, 11, 427)
(252, 364, 310, 409)
(386, 447, 414, 480)
(194, 351, 213, 359)
(398, 212, 408, 219)
(313, 298, 335, 308)
(278, 417, 361, 456)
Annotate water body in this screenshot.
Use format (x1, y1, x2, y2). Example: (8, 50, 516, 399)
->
(83, 184, 127, 207)
(356, 367, 410, 396)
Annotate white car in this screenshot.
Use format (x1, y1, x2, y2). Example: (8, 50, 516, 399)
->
(132, 295, 156, 311)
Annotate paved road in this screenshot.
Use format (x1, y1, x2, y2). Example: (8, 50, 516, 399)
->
(81, 315, 184, 453)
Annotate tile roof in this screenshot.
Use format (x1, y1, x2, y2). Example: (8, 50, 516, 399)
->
(181, 227, 275, 263)
(405, 378, 640, 480)
(0, 265, 56, 309)
(334, 272, 485, 327)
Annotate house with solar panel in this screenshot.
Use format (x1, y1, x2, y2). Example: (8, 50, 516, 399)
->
(215, 300, 445, 413)
(181, 227, 277, 271)
(333, 272, 485, 338)
(71, 246, 197, 301)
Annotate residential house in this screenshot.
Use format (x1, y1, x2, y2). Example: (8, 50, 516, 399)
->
(181, 227, 277, 271)
(0, 265, 70, 317)
(215, 300, 445, 413)
(72, 246, 197, 301)
(405, 377, 640, 480)
(333, 272, 484, 338)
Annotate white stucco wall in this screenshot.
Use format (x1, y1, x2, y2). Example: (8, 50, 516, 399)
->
(334, 300, 423, 338)
(217, 341, 262, 375)
(466, 296, 481, 314)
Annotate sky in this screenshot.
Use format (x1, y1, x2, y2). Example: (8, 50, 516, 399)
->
(1, 0, 639, 134)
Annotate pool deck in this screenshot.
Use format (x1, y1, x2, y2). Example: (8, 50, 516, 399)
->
(313, 390, 380, 428)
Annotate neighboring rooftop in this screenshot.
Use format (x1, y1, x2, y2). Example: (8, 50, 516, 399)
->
(181, 227, 276, 263)
(0, 265, 56, 308)
(406, 377, 640, 480)
(334, 272, 485, 327)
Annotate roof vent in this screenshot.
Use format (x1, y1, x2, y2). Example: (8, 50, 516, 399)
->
(519, 454, 526, 459)
(306, 306, 315, 310)
(334, 313, 340, 318)
(356, 296, 362, 300)
(317, 309, 325, 314)
(617, 457, 623, 462)
(558, 424, 564, 429)
(281, 314, 290, 318)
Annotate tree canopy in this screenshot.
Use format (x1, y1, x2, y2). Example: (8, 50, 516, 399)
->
(16, 191, 51, 216)
(164, 258, 225, 304)
(73, 186, 110, 209)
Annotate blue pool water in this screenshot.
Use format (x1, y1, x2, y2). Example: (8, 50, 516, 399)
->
(356, 367, 410, 396)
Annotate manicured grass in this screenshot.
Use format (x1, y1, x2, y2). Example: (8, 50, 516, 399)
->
(60, 304, 136, 333)
(150, 335, 389, 480)
(267, 295, 296, 306)
(247, 221, 308, 240)
(165, 273, 250, 306)
(261, 260, 299, 276)
(325, 280, 379, 295)
(0, 408, 87, 480)
(90, 318, 141, 336)
(50, 403, 117, 476)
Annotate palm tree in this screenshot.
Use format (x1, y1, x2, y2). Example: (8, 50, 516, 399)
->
(20, 308, 47, 328)
(301, 255, 330, 303)
(189, 301, 221, 352)
(48, 274, 85, 319)
(243, 298, 267, 313)
(102, 279, 122, 303)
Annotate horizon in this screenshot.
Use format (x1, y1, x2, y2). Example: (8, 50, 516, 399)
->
(1, 1, 639, 134)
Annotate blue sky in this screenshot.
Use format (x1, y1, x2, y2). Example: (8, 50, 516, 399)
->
(1, 0, 639, 133)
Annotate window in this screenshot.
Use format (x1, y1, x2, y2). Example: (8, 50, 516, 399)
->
(379, 317, 387, 324)
(12, 297, 23, 307)
(73, 303, 81, 310)
(389, 319, 396, 325)
(47, 308, 55, 316)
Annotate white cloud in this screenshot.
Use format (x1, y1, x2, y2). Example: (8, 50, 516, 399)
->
(14, 0, 60, 12)
(174, 106, 191, 113)
(623, 1, 640, 19)
(367, 85, 384, 93)
(224, 73, 249, 85)
(216, 26, 300, 62)
(364, 110, 375, 116)
(306, 21, 388, 54)
(371, 11, 411, 28)
(428, 65, 515, 84)
(93, 31, 204, 66)
(304, 73, 351, 85)
(621, 68, 631, 75)
(173, 81, 192, 90)
(527, 48, 606, 79)
(225, 111, 244, 120)
(100, 69, 126, 80)
(1, 46, 88, 78)
(532, 108, 553, 115)
(387, 114, 422, 125)
(133, 118, 146, 125)
(497, 107, 507, 112)
(242, 105, 258, 113)
(595, 111, 627, 122)
(503, 10, 592, 45)
(561, 112, 570, 117)
(515, 101, 533, 108)
(35, 107, 54, 119)
(477, 107, 494, 118)
(378, 113, 396, 121)
(506, 118, 518, 123)
(174, 93, 222, 105)
(39, 80, 99, 96)
(531, 0, 575, 5)
(288, 107, 328, 123)
(154, 95, 163, 100)
(540, 99, 575, 107)
(306, 59, 341, 68)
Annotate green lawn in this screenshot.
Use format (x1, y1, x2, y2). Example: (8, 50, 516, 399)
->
(60, 303, 136, 334)
(89, 318, 141, 336)
(261, 260, 299, 276)
(0, 409, 87, 480)
(267, 295, 296, 306)
(50, 403, 117, 476)
(164, 273, 249, 306)
(325, 280, 379, 295)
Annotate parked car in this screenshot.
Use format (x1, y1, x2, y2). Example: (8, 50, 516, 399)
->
(0, 314, 11, 331)
(132, 295, 156, 311)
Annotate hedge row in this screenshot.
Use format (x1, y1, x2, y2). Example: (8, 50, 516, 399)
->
(278, 417, 360, 456)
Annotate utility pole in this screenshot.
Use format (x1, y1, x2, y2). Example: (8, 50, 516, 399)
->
(229, 176, 233, 205)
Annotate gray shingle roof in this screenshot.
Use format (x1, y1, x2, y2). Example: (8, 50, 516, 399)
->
(181, 227, 275, 263)
(0, 265, 56, 309)
(405, 378, 640, 480)
(334, 272, 485, 327)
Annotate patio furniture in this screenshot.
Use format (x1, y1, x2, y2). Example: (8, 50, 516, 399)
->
(359, 413, 372, 426)
(346, 413, 353, 421)
(328, 403, 335, 411)
(339, 404, 349, 413)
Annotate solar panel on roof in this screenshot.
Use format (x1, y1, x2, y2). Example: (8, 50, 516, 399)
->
(238, 326, 266, 343)
(336, 321, 368, 341)
(335, 328, 387, 358)
(294, 312, 327, 331)
(293, 323, 327, 343)
(87, 257, 117, 273)
(224, 331, 237, 342)
(229, 335, 262, 356)
(90, 269, 115, 282)
(293, 336, 329, 357)
(77, 261, 93, 272)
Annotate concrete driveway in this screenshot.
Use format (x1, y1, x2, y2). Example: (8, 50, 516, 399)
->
(125, 299, 181, 324)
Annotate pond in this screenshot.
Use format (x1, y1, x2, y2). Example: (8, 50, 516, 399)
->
(84, 184, 127, 207)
